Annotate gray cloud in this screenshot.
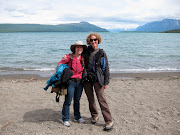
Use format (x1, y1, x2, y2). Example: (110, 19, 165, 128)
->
(0, 0, 180, 29)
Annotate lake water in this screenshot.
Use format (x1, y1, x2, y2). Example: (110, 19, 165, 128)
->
(0, 32, 180, 77)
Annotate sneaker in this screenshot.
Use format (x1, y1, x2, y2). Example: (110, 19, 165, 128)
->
(91, 116, 99, 124)
(74, 118, 85, 123)
(63, 121, 70, 127)
(103, 121, 113, 131)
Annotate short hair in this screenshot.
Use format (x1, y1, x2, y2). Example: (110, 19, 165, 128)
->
(86, 33, 102, 45)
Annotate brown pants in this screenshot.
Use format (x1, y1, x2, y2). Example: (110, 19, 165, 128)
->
(83, 81, 113, 124)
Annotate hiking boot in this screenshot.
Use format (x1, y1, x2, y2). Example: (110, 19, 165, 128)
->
(63, 121, 70, 127)
(103, 121, 113, 131)
(74, 118, 86, 123)
(91, 116, 99, 124)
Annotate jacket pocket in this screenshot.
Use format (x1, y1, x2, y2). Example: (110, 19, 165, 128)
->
(97, 68, 104, 86)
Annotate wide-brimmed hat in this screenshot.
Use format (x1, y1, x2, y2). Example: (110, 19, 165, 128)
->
(70, 41, 87, 53)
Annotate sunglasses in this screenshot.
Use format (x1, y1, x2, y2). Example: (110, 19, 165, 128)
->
(90, 39, 98, 42)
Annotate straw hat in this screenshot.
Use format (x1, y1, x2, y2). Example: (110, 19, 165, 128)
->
(70, 41, 87, 53)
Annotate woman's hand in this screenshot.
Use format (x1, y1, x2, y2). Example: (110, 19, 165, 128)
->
(62, 55, 67, 61)
(103, 85, 108, 90)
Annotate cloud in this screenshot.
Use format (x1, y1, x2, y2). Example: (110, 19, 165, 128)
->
(0, 0, 180, 29)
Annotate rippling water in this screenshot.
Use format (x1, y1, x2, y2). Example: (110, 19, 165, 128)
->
(0, 32, 180, 77)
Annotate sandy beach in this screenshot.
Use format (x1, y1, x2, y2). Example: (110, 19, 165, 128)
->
(0, 72, 180, 135)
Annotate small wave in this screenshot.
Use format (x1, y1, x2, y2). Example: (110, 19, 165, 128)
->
(0, 67, 24, 71)
(24, 68, 55, 71)
(110, 68, 180, 72)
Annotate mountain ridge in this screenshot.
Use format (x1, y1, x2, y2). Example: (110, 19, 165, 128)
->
(1, 19, 180, 32)
(135, 19, 180, 32)
(0, 22, 108, 32)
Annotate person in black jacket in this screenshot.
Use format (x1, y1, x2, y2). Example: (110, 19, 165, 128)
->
(83, 33, 113, 131)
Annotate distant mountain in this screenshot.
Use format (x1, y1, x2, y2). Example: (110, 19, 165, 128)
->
(136, 19, 180, 32)
(0, 22, 108, 32)
(108, 28, 136, 32)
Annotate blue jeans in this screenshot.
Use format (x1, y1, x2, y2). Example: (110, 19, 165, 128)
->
(62, 79, 83, 122)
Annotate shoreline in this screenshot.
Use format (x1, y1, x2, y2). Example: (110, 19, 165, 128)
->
(0, 71, 180, 80)
(110, 71, 180, 79)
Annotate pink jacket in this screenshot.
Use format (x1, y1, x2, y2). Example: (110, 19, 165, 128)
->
(58, 54, 84, 79)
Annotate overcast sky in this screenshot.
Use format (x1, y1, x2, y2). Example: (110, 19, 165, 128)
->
(0, 0, 180, 29)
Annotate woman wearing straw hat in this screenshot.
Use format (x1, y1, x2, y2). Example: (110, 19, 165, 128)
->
(58, 41, 87, 127)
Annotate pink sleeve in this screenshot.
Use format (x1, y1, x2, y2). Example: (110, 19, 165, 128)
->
(58, 54, 70, 65)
